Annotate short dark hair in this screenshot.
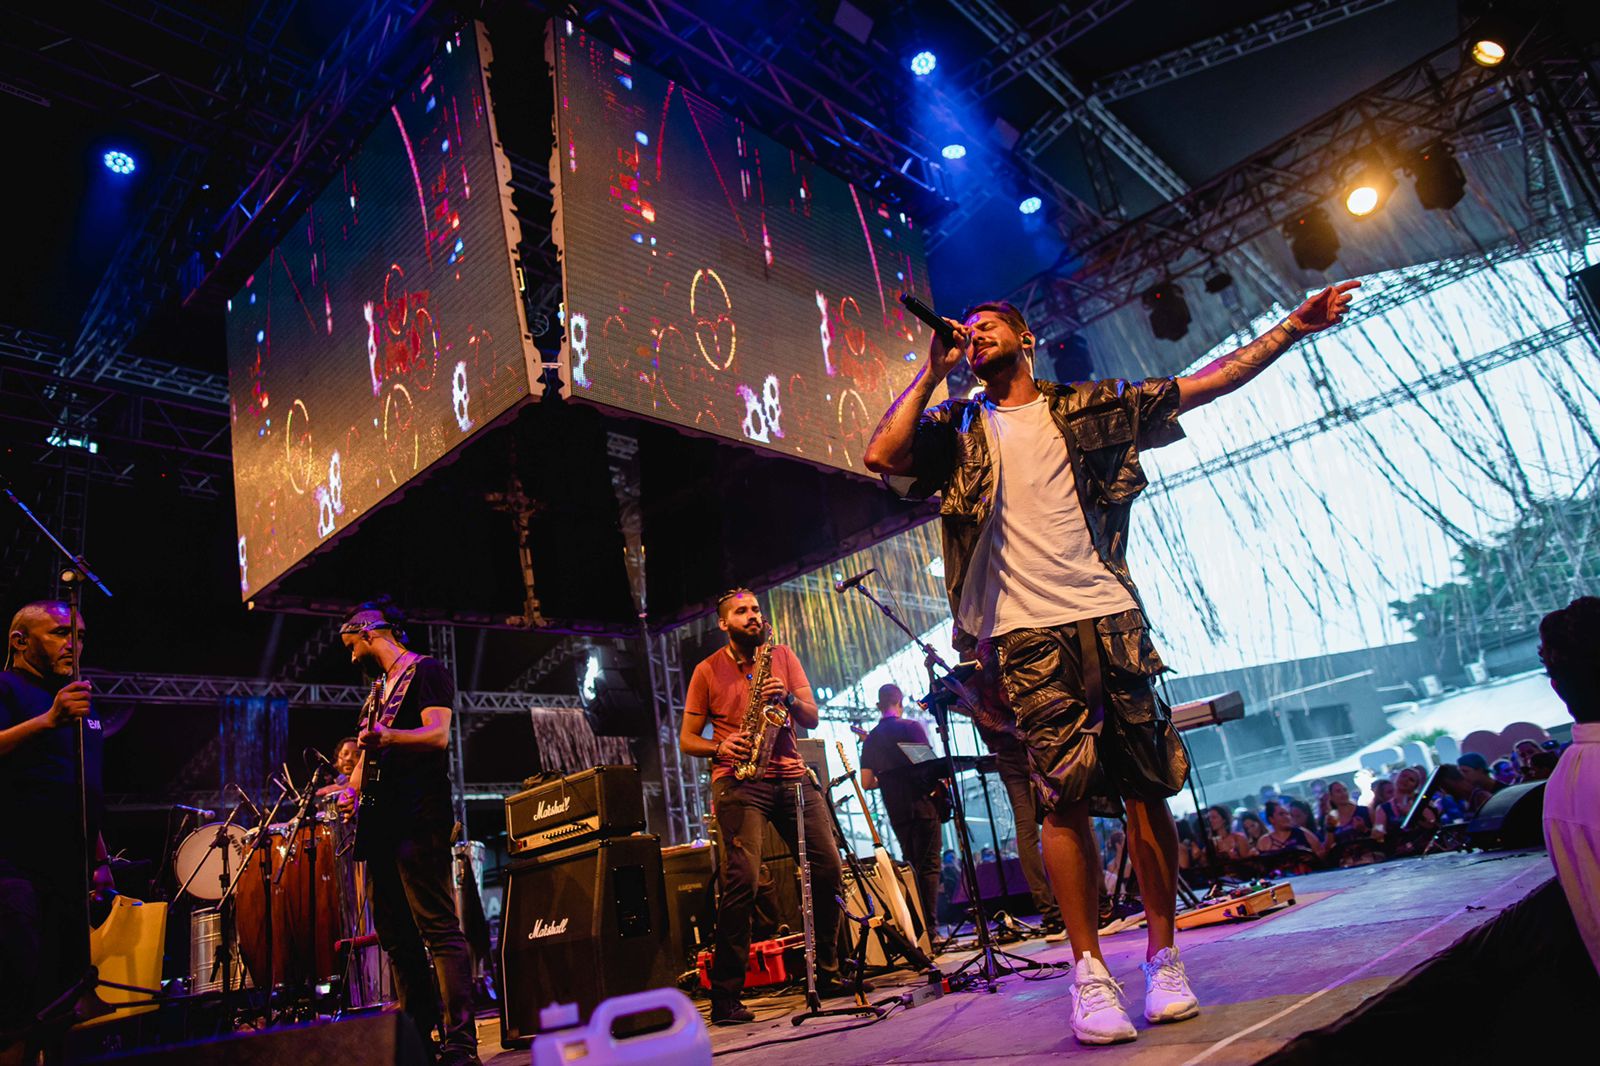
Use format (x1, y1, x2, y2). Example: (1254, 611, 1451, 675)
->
(962, 300, 1029, 335)
(1540, 596, 1600, 721)
(1436, 764, 1465, 784)
(341, 595, 408, 644)
(716, 587, 756, 619)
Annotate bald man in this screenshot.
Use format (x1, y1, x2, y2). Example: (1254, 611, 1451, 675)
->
(1, 601, 113, 1061)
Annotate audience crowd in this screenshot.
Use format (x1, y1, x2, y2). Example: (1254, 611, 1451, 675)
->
(1161, 734, 1568, 879)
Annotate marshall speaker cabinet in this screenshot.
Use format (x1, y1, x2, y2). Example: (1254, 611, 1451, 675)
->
(498, 834, 674, 1047)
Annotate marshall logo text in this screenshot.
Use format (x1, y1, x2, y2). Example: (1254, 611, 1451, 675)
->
(535, 795, 573, 820)
(526, 917, 570, 940)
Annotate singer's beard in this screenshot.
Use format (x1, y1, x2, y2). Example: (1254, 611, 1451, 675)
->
(971, 347, 1021, 381)
(728, 627, 765, 655)
(356, 651, 384, 680)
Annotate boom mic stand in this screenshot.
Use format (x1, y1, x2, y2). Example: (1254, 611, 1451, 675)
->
(0, 477, 143, 1048)
(837, 579, 1057, 991)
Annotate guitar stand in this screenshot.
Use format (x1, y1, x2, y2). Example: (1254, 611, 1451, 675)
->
(791, 907, 883, 1026)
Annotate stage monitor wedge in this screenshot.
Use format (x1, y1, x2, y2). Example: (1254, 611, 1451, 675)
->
(225, 24, 545, 601)
(549, 23, 946, 474)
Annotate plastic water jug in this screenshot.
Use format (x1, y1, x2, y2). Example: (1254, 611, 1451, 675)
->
(530, 988, 711, 1065)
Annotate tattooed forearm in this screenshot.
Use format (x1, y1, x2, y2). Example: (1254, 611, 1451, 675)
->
(864, 365, 937, 474)
(1176, 318, 1304, 412)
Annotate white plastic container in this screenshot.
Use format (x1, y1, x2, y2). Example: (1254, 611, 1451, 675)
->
(530, 988, 712, 1066)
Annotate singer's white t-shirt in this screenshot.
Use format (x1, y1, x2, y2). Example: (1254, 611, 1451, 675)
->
(957, 396, 1135, 639)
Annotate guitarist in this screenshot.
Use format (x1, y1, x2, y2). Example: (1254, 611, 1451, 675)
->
(336, 600, 480, 1066)
(857, 684, 941, 931)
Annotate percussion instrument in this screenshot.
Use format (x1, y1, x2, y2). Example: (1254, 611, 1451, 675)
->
(173, 823, 250, 901)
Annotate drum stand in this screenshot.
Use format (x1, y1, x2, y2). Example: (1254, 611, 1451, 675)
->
(272, 766, 333, 1022)
(218, 783, 293, 1024)
(174, 797, 250, 1000)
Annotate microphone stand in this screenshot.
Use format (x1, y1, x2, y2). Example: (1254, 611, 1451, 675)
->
(839, 579, 1057, 990)
(1, 477, 122, 1040)
(221, 781, 293, 1023)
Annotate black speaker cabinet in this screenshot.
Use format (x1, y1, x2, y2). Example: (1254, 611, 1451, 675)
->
(661, 841, 716, 971)
(1467, 780, 1547, 850)
(499, 834, 673, 1047)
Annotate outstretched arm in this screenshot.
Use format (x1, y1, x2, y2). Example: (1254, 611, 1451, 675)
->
(1177, 281, 1360, 413)
(863, 319, 969, 475)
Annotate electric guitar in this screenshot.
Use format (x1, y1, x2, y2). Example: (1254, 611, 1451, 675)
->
(347, 677, 392, 858)
(835, 742, 921, 945)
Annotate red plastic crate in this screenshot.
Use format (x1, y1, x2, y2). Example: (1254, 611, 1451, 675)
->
(696, 933, 805, 990)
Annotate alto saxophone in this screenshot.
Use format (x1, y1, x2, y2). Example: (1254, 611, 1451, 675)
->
(733, 624, 789, 781)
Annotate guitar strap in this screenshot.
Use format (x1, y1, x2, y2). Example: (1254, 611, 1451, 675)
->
(380, 658, 422, 724)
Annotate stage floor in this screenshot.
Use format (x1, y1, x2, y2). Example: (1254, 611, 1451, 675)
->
(483, 849, 1557, 1065)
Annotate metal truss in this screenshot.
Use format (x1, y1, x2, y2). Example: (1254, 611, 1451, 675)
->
(0, 325, 227, 406)
(0, 343, 231, 501)
(1090, 0, 1401, 108)
(593, 0, 949, 212)
(1027, 27, 1595, 327)
(643, 628, 703, 846)
(1146, 317, 1587, 498)
(81, 669, 585, 714)
(956, 0, 1133, 105)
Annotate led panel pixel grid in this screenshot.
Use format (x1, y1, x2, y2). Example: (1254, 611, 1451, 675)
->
(226, 27, 534, 599)
(551, 25, 943, 472)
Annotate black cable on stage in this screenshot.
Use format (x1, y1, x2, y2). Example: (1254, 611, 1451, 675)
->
(710, 1000, 905, 1057)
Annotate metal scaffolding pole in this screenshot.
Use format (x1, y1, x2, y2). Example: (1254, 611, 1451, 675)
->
(429, 622, 470, 835)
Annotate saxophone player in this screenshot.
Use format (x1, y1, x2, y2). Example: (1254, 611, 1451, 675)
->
(678, 588, 849, 1024)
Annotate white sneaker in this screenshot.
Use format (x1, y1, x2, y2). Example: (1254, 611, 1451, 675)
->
(1070, 952, 1137, 1045)
(1141, 945, 1200, 1023)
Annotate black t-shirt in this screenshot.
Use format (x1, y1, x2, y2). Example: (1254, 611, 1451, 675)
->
(0, 669, 103, 885)
(860, 715, 936, 826)
(367, 656, 455, 836)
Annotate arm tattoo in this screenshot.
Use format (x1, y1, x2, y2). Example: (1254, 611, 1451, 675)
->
(869, 367, 930, 447)
(1209, 321, 1296, 386)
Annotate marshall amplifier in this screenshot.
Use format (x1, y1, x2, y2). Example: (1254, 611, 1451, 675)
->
(499, 834, 673, 1047)
(504, 765, 645, 857)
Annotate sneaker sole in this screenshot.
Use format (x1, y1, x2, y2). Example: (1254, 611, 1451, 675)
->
(1146, 1003, 1201, 1024)
(1073, 1026, 1138, 1045)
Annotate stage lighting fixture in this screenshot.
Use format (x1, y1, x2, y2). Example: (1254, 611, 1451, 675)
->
(1203, 266, 1234, 294)
(1285, 206, 1340, 271)
(102, 150, 136, 175)
(910, 50, 937, 76)
(1471, 38, 1506, 66)
(1342, 156, 1396, 218)
(1406, 141, 1467, 210)
(942, 143, 967, 160)
(1019, 196, 1042, 215)
(1141, 281, 1191, 342)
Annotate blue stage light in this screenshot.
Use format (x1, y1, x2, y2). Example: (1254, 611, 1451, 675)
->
(910, 50, 937, 76)
(941, 143, 967, 160)
(103, 150, 136, 175)
(1019, 196, 1043, 215)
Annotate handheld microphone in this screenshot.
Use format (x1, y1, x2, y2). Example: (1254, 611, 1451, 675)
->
(833, 568, 878, 593)
(898, 292, 960, 348)
(172, 803, 216, 819)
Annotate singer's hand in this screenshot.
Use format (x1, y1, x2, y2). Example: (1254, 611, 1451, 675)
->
(928, 318, 970, 381)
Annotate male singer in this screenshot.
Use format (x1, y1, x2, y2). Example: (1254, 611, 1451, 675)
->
(865, 282, 1357, 1043)
(678, 589, 850, 1024)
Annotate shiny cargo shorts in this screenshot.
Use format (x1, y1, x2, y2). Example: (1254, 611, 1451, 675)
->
(979, 609, 1189, 817)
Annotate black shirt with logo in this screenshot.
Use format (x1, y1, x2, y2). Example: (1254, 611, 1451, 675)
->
(0, 669, 102, 885)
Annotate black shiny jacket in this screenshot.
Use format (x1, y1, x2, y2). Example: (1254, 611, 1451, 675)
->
(888, 376, 1186, 660)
